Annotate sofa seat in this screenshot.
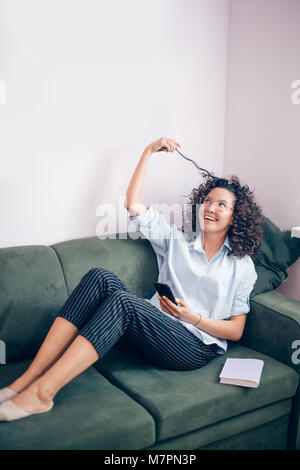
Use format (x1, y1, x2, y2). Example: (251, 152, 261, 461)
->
(0, 359, 156, 450)
(94, 343, 299, 445)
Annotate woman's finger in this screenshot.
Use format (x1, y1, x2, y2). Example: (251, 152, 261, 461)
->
(165, 138, 177, 152)
(158, 296, 172, 314)
(162, 296, 180, 316)
(170, 138, 181, 150)
(158, 295, 166, 308)
(164, 142, 172, 152)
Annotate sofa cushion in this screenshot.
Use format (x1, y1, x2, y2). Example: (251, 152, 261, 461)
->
(51, 235, 158, 299)
(0, 359, 155, 450)
(0, 246, 68, 362)
(94, 344, 299, 443)
(147, 400, 291, 450)
(252, 216, 300, 297)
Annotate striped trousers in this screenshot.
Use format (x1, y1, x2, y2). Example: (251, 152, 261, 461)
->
(56, 267, 218, 371)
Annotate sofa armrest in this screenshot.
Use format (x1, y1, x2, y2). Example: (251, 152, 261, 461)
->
(238, 291, 300, 372)
(238, 290, 300, 449)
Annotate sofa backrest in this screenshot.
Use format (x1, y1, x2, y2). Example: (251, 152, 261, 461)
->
(0, 234, 158, 363)
(51, 234, 158, 299)
(0, 245, 68, 362)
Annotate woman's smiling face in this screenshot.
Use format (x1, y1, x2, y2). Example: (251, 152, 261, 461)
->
(199, 187, 236, 235)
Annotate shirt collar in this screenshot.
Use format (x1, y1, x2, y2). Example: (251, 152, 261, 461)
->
(188, 229, 232, 253)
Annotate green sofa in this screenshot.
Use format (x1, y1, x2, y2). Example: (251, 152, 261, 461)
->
(0, 227, 300, 450)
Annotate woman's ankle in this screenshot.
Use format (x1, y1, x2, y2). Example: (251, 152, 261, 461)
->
(29, 379, 56, 404)
(9, 371, 42, 394)
(7, 379, 24, 394)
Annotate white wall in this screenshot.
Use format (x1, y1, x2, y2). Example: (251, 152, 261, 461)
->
(0, 0, 229, 247)
(224, 0, 300, 300)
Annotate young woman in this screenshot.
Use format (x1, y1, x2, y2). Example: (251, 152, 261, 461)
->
(0, 137, 263, 421)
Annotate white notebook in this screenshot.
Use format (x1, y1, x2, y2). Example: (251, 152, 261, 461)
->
(219, 358, 264, 388)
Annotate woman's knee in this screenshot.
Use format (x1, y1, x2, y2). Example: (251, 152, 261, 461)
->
(108, 290, 134, 304)
(84, 267, 112, 282)
(88, 267, 111, 276)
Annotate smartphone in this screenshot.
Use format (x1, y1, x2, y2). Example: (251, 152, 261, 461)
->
(154, 282, 178, 305)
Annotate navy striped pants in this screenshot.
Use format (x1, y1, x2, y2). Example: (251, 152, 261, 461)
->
(56, 268, 218, 371)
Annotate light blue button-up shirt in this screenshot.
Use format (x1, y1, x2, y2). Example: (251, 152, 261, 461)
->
(129, 206, 257, 354)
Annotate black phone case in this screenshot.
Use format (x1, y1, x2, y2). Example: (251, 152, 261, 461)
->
(154, 282, 178, 305)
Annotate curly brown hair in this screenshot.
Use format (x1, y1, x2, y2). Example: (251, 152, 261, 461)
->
(181, 174, 264, 259)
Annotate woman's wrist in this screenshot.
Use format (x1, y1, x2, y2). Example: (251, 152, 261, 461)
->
(192, 314, 202, 328)
(143, 146, 153, 158)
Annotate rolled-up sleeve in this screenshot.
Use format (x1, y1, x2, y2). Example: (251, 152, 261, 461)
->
(230, 261, 258, 317)
(128, 206, 172, 258)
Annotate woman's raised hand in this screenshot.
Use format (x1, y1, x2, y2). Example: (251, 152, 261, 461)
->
(124, 137, 181, 216)
(146, 137, 181, 155)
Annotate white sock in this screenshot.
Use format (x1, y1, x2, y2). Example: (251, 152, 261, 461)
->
(0, 387, 18, 403)
(0, 399, 54, 422)
(0, 399, 30, 421)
